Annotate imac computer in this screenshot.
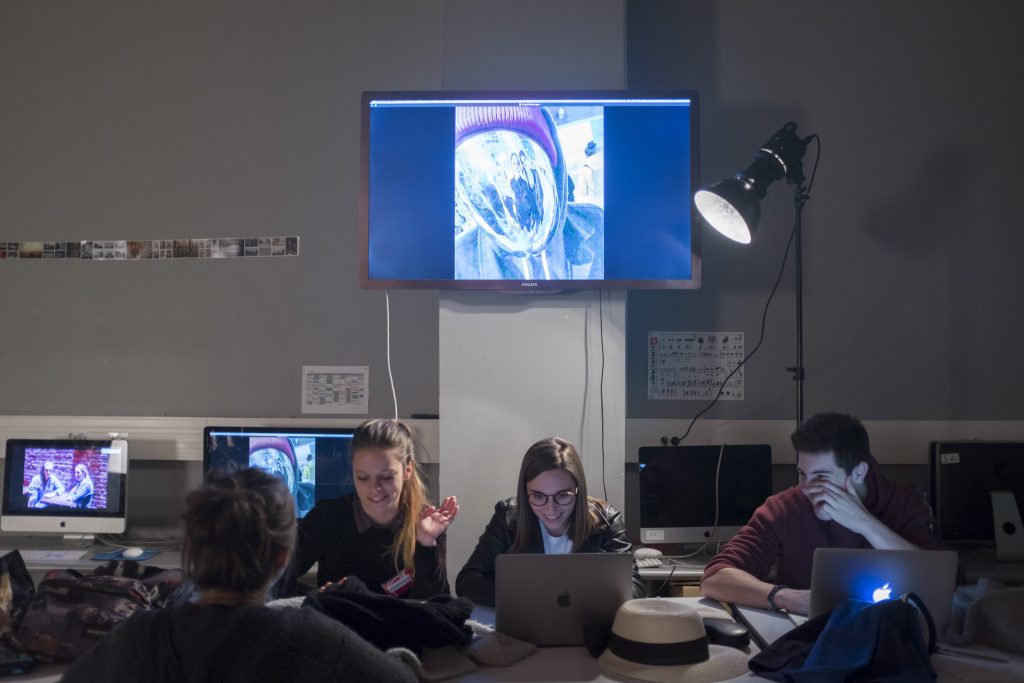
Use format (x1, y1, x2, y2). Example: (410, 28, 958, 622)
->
(2, 438, 128, 538)
(637, 444, 773, 545)
(203, 426, 356, 518)
(931, 441, 1024, 550)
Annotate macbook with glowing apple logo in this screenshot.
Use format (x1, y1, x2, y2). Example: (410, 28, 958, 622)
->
(809, 548, 958, 634)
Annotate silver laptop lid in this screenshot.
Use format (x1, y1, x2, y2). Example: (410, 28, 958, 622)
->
(495, 553, 633, 646)
(809, 548, 958, 634)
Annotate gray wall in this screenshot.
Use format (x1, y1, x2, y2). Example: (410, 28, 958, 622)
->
(4, 1, 1023, 424)
(0, 1, 443, 418)
(626, 1, 1024, 421)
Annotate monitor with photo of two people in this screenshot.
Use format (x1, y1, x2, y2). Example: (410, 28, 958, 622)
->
(2, 439, 128, 536)
(637, 444, 773, 545)
(361, 90, 700, 290)
(203, 426, 357, 519)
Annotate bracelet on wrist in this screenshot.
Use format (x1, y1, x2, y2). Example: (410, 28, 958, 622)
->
(767, 584, 787, 612)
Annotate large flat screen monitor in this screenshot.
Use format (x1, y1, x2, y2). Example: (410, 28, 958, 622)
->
(361, 90, 700, 290)
(203, 426, 356, 518)
(2, 439, 128, 535)
(930, 441, 1024, 544)
(637, 444, 772, 545)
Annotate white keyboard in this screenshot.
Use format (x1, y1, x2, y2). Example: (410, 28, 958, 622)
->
(637, 556, 663, 568)
(0, 548, 88, 562)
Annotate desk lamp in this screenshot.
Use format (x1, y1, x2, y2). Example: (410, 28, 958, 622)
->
(694, 122, 815, 423)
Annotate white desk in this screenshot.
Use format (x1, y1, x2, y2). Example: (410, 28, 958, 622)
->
(454, 599, 763, 682)
(454, 600, 1024, 683)
(8, 599, 1024, 682)
(636, 557, 708, 584)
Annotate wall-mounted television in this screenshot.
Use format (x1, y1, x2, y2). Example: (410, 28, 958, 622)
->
(360, 90, 700, 291)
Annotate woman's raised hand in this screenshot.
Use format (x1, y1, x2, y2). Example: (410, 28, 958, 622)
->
(416, 495, 460, 546)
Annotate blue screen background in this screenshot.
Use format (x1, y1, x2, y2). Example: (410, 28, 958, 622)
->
(367, 100, 695, 285)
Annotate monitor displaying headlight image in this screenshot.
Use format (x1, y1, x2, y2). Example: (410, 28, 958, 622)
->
(361, 91, 700, 290)
(203, 426, 356, 518)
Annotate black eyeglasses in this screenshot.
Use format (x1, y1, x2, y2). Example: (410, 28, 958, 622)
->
(527, 488, 578, 507)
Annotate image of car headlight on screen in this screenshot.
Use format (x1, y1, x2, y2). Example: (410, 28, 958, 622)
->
(454, 104, 604, 281)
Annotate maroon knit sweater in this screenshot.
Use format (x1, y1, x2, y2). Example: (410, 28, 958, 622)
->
(702, 455, 940, 589)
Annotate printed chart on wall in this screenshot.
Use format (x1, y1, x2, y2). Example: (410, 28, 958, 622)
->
(648, 332, 744, 400)
(301, 366, 369, 414)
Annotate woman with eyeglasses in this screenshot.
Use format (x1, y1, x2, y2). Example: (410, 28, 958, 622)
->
(455, 437, 644, 606)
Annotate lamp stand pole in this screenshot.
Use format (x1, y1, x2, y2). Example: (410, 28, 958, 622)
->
(788, 184, 810, 425)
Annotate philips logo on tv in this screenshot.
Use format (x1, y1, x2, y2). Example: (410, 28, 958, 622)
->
(521, 282, 538, 287)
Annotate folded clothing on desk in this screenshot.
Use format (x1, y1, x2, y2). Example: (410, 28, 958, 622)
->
(945, 578, 1024, 655)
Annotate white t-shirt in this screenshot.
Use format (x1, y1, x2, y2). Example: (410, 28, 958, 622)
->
(539, 524, 572, 555)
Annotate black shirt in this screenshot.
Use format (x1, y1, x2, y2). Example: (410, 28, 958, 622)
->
(291, 493, 449, 599)
(61, 602, 416, 683)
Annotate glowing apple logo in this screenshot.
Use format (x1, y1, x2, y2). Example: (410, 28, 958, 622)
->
(557, 591, 572, 608)
(871, 582, 892, 603)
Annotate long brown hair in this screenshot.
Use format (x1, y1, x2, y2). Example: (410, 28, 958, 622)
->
(351, 418, 428, 572)
(510, 437, 602, 554)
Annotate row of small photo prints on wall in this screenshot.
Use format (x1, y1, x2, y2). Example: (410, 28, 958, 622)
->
(0, 237, 299, 260)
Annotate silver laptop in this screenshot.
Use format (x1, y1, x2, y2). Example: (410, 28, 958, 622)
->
(495, 553, 633, 646)
(809, 548, 958, 634)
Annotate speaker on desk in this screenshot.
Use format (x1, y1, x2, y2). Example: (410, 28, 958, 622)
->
(992, 491, 1024, 562)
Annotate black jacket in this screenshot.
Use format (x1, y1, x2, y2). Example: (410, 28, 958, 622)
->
(61, 602, 416, 683)
(455, 497, 646, 606)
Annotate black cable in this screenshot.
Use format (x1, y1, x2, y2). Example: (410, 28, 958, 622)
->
(599, 290, 608, 502)
(677, 443, 726, 560)
(580, 296, 590, 448)
(670, 140, 822, 445)
(804, 135, 821, 196)
(670, 225, 797, 444)
(651, 562, 678, 598)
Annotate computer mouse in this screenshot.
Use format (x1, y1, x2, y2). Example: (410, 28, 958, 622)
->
(122, 547, 145, 559)
(702, 617, 750, 649)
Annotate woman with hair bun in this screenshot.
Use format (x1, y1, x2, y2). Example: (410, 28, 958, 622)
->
(289, 418, 459, 599)
(62, 467, 415, 682)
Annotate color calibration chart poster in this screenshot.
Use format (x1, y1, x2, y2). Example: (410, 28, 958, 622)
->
(301, 366, 369, 414)
(647, 332, 744, 400)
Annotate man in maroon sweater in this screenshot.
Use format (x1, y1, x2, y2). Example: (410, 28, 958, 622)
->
(701, 412, 940, 615)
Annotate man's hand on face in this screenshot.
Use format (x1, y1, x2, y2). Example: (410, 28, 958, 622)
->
(803, 477, 872, 534)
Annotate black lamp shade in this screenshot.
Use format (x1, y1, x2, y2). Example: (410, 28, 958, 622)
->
(694, 178, 761, 244)
(695, 122, 808, 245)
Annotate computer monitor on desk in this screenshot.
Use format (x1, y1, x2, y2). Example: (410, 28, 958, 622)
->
(636, 444, 773, 545)
(204, 426, 356, 519)
(2, 439, 128, 539)
(931, 441, 1024, 560)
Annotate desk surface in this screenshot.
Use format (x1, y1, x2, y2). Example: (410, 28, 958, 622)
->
(636, 556, 709, 583)
(455, 599, 760, 682)
(7, 598, 1024, 683)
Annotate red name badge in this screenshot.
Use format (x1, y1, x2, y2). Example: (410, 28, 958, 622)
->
(382, 568, 414, 597)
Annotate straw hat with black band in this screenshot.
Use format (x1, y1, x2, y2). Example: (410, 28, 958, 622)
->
(597, 599, 749, 683)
